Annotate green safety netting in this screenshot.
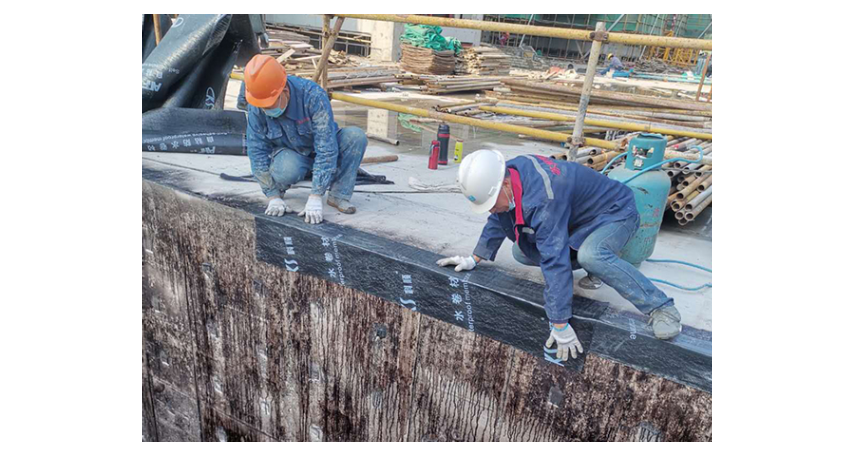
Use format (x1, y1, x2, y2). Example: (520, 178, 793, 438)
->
(397, 113, 424, 133)
(400, 24, 461, 54)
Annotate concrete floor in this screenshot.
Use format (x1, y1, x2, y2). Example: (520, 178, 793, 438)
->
(141, 79, 712, 331)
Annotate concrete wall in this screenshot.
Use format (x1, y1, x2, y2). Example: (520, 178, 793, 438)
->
(142, 180, 713, 442)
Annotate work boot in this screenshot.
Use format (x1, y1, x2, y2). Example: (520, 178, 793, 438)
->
(648, 305, 682, 340)
(327, 197, 356, 214)
(578, 274, 603, 290)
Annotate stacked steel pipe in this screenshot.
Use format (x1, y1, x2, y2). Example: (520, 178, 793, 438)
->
(580, 136, 712, 225)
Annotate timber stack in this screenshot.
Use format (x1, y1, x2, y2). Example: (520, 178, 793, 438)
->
(401, 44, 456, 75)
(456, 46, 511, 76)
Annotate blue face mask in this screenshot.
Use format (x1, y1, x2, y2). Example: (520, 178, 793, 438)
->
(505, 187, 515, 212)
(263, 93, 286, 118)
(264, 105, 285, 118)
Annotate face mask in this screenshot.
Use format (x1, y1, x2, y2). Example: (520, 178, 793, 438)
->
(504, 186, 515, 212)
(263, 94, 286, 118)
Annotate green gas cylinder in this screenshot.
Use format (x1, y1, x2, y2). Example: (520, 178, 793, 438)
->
(607, 133, 671, 267)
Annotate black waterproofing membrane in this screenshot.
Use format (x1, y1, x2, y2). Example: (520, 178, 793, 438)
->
(142, 14, 173, 63)
(142, 166, 713, 393)
(223, 14, 263, 67)
(142, 14, 263, 153)
(157, 40, 240, 111)
(143, 14, 232, 112)
(143, 108, 246, 155)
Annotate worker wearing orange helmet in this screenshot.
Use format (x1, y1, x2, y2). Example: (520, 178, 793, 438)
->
(243, 54, 367, 224)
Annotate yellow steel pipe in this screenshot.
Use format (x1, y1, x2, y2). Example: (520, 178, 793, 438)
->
(335, 14, 712, 51)
(480, 105, 713, 140)
(330, 92, 621, 150)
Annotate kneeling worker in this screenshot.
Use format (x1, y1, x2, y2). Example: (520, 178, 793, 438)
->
(243, 54, 367, 224)
(437, 150, 681, 361)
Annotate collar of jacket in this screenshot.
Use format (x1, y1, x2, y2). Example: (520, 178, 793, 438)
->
(508, 167, 525, 242)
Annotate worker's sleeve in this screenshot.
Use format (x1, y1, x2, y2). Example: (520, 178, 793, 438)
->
(473, 213, 508, 261)
(246, 112, 279, 198)
(530, 205, 574, 323)
(307, 88, 340, 195)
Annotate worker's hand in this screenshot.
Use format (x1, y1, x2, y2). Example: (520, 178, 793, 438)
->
(546, 322, 584, 361)
(298, 194, 324, 224)
(265, 197, 292, 217)
(436, 255, 477, 272)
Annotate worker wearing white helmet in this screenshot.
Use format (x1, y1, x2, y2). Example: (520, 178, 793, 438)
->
(437, 150, 681, 362)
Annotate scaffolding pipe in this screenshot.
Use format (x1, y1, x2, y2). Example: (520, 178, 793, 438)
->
(153, 14, 163, 45)
(502, 79, 713, 112)
(334, 14, 712, 50)
(480, 105, 712, 140)
(321, 15, 331, 89)
(695, 54, 711, 101)
(330, 92, 620, 150)
(568, 21, 606, 160)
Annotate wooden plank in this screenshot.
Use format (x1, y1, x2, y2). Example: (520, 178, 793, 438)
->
(276, 49, 296, 64)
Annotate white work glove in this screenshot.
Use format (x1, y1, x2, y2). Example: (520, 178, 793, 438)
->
(298, 194, 324, 224)
(265, 197, 292, 217)
(546, 323, 584, 361)
(436, 255, 477, 272)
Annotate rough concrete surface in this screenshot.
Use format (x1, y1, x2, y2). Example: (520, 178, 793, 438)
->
(142, 180, 712, 441)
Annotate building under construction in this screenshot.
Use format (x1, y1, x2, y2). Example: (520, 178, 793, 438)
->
(142, 13, 712, 442)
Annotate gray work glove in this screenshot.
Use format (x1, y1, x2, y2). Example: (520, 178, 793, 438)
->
(298, 194, 324, 224)
(436, 255, 477, 272)
(546, 323, 584, 361)
(265, 197, 292, 217)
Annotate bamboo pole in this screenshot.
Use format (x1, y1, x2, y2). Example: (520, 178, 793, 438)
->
(313, 17, 345, 84)
(330, 92, 621, 150)
(334, 14, 712, 50)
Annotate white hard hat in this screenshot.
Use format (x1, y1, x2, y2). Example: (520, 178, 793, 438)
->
(457, 149, 506, 214)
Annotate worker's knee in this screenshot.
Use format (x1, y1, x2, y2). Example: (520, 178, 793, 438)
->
(577, 243, 615, 272)
(271, 150, 310, 186)
(512, 243, 539, 267)
(338, 127, 368, 154)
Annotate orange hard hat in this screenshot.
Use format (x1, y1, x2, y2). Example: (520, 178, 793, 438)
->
(244, 54, 287, 108)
